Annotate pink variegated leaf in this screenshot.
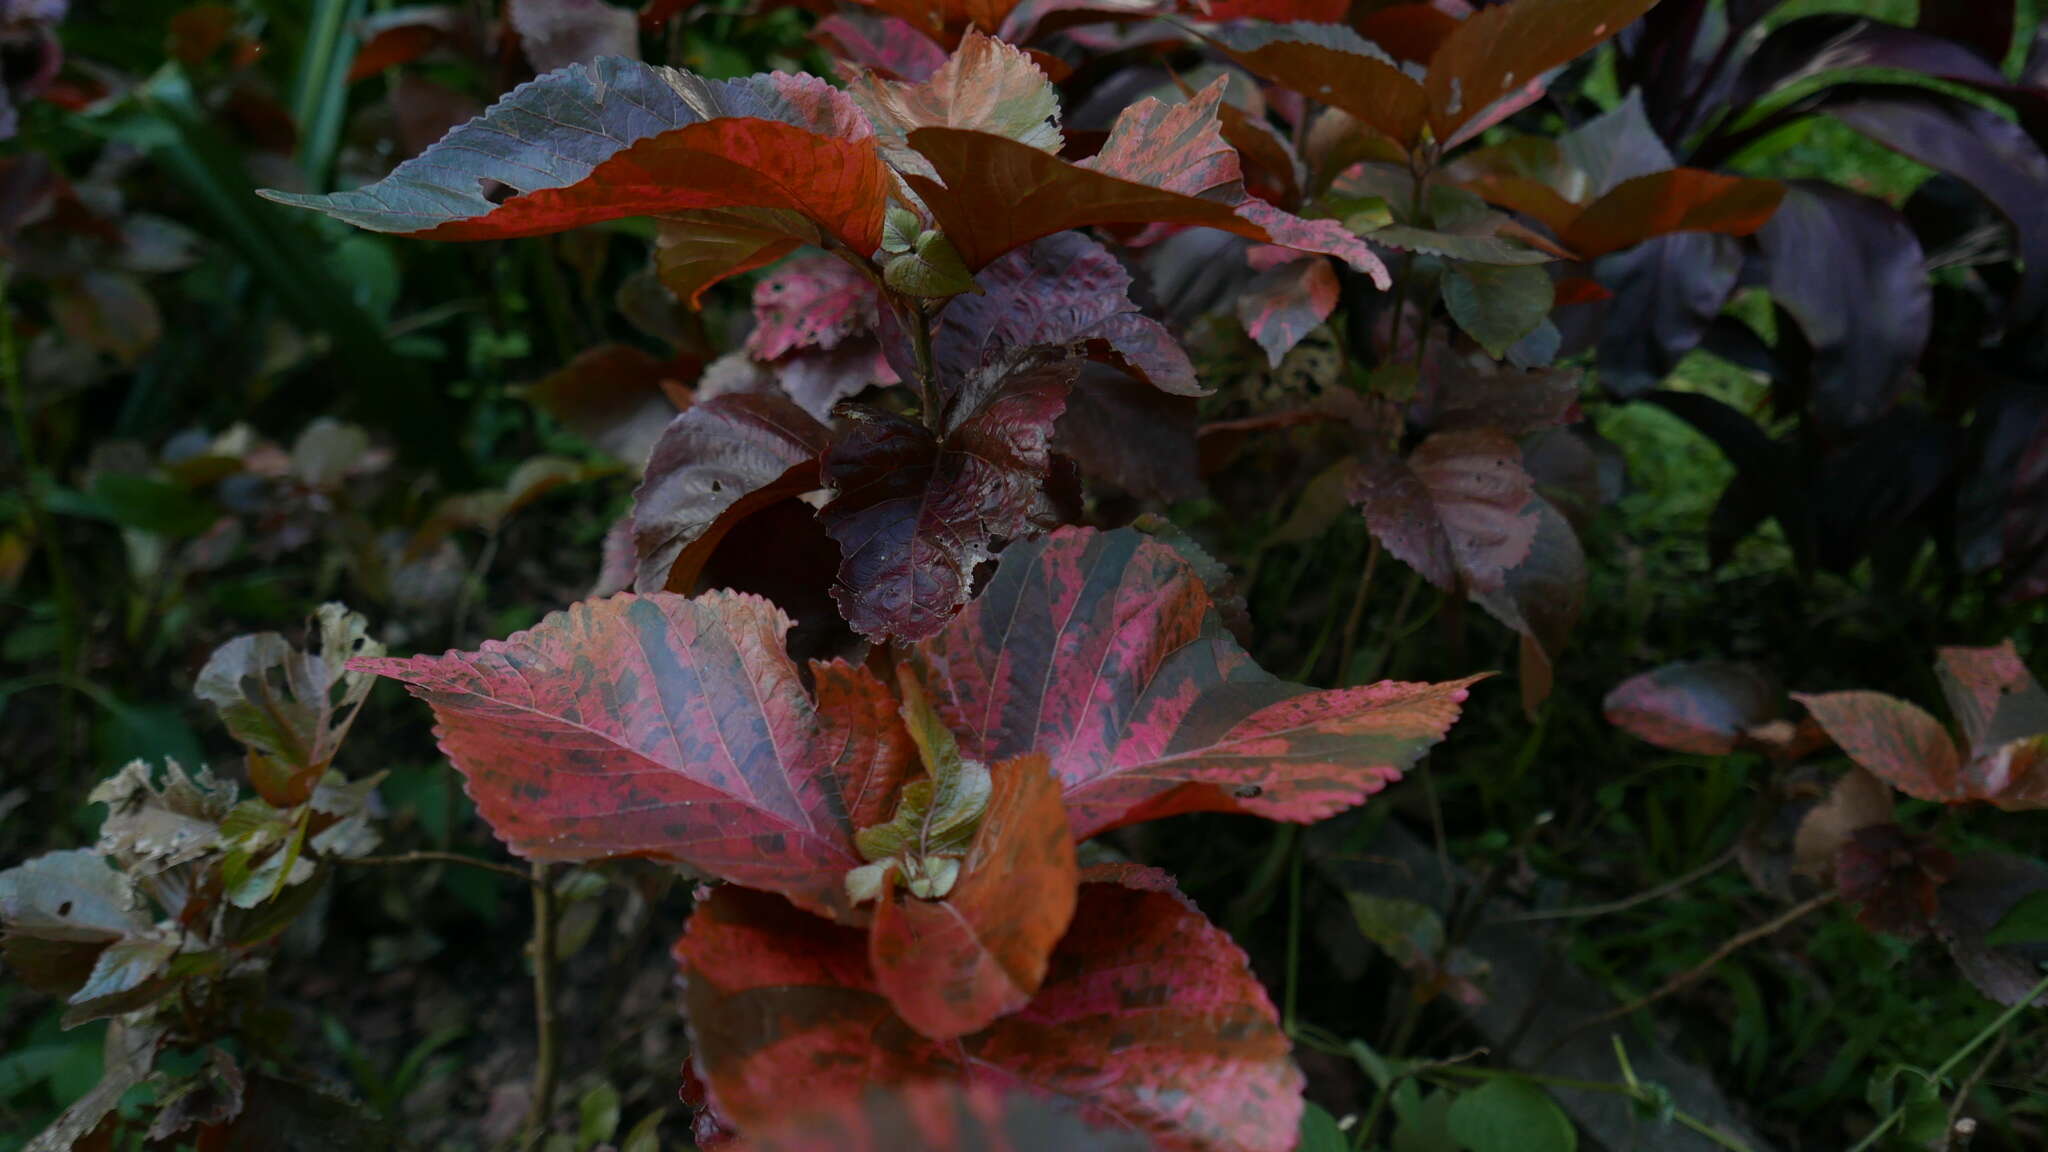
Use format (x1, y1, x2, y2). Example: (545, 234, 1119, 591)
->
(1936, 639, 2048, 761)
(746, 255, 878, 362)
(352, 593, 871, 919)
(1603, 660, 1781, 756)
(678, 869, 1303, 1152)
(812, 12, 947, 83)
(1235, 248, 1338, 367)
(905, 526, 1481, 838)
(1794, 691, 1967, 805)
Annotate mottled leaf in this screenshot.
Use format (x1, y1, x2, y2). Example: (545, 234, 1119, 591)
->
(1939, 852, 2048, 1006)
(812, 12, 947, 83)
(196, 604, 385, 806)
(630, 393, 832, 593)
(656, 208, 817, 307)
(906, 527, 1481, 837)
(1603, 660, 1781, 756)
(935, 232, 1199, 395)
(262, 61, 888, 255)
(869, 753, 1078, 1039)
(747, 255, 877, 362)
(1794, 692, 1965, 804)
(354, 593, 868, 919)
(1936, 640, 2048, 760)
(731, 1083, 1150, 1151)
(1237, 249, 1339, 367)
(1352, 429, 1538, 596)
(678, 870, 1303, 1151)
(0, 850, 145, 1000)
(820, 356, 1076, 642)
(851, 30, 1061, 183)
(1561, 168, 1783, 258)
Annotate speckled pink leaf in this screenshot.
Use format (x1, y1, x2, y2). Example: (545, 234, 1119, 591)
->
(353, 592, 866, 919)
(1794, 691, 1965, 804)
(812, 12, 947, 83)
(869, 753, 1078, 1040)
(678, 870, 1303, 1152)
(1603, 660, 1781, 756)
(906, 526, 1481, 838)
(810, 659, 917, 832)
(746, 255, 878, 362)
(1236, 250, 1339, 367)
(820, 356, 1077, 642)
(263, 63, 888, 255)
(903, 79, 1390, 287)
(935, 232, 1198, 395)
(630, 393, 832, 593)
(1936, 639, 2048, 760)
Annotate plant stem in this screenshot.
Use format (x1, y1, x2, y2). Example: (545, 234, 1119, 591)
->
(905, 298, 938, 427)
(1335, 540, 1381, 686)
(1847, 971, 2048, 1152)
(1493, 842, 1741, 924)
(526, 863, 560, 1135)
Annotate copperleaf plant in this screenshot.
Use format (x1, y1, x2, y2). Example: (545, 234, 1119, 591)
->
(355, 525, 1481, 1146)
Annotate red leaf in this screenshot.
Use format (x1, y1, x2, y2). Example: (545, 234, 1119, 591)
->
(1560, 169, 1785, 259)
(1603, 661, 1782, 756)
(347, 9, 465, 82)
(631, 393, 832, 593)
(1423, 0, 1661, 148)
(811, 660, 918, 832)
(906, 526, 1481, 837)
(1352, 429, 1538, 596)
(1794, 691, 1966, 803)
(746, 255, 878, 362)
(1236, 249, 1339, 367)
(850, 30, 1063, 178)
(354, 593, 869, 918)
(677, 871, 1303, 1152)
(820, 356, 1077, 641)
(1204, 22, 1429, 148)
(656, 209, 815, 308)
(731, 1083, 1150, 1151)
(1201, 0, 1347, 21)
(263, 63, 888, 256)
(904, 80, 1389, 286)
(1354, 4, 1461, 63)
(1837, 823, 1954, 938)
(1471, 495, 1584, 710)
(869, 753, 1079, 1039)
(935, 232, 1199, 395)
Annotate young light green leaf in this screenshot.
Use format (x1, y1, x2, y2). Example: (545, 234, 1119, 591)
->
(882, 205, 921, 255)
(1987, 889, 2048, 947)
(883, 229, 978, 298)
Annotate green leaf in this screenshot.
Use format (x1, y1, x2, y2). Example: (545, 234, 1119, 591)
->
(882, 206, 920, 255)
(1299, 1102, 1348, 1152)
(1988, 889, 2048, 947)
(1348, 892, 1447, 970)
(1446, 1079, 1575, 1152)
(620, 1110, 665, 1152)
(1360, 224, 1552, 266)
(853, 674, 993, 885)
(1392, 1082, 1458, 1152)
(1442, 264, 1555, 358)
(578, 1081, 621, 1146)
(884, 229, 978, 298)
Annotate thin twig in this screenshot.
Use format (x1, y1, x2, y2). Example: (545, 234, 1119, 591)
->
(1944, 1028, 2007, 1141)
(526, 863, 560, 1136)
(1571, 888, 1839, 1037)
(1849, 971, 2048, 1152)
(1492, 843, 1741, 924)
(1335, 540, 1381, 687)
(338, 851, 530, 882)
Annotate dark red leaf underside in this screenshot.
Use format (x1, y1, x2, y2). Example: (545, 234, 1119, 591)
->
(677, 872, 1303, 1152)
(905, 526, 1480, 837)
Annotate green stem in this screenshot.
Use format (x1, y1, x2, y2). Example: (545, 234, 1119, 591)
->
(1283, 829, 1305, 1036)
(1845, 971, 2048, 1152)
(526, 863, 560, 1136)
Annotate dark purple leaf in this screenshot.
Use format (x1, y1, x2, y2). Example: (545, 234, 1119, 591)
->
(1756, 182, 1930, 432)
(1730, 15, 2007, 113)
(934, 232, 1198, 395)
(1054, 363, 1202, 503)
(1955, 384, 2048, 598)
(820, 357, 1077, 642)
(1917, 4, 2016, 64)
(1938, 852, 2048, 1006)
(631, 394, 832, 593)
(1593, 231, 1742, 397)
